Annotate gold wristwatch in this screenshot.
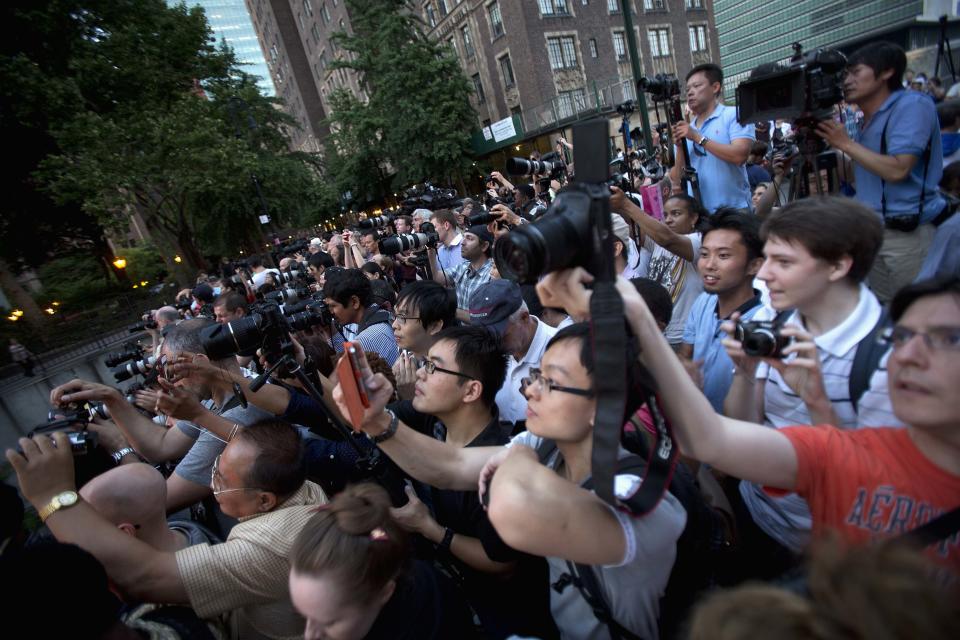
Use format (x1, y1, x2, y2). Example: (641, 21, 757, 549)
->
(38, 491, 79, 522)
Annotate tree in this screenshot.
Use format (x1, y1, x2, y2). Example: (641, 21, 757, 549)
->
(324, 0, 477, 202)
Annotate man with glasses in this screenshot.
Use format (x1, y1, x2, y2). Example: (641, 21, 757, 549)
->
(383, 325, 556, 638)
(671, 63, 755, 213)
(469, 279, 558, 428)
(391, 281, 458, 401)
(7, 419, 327, 639)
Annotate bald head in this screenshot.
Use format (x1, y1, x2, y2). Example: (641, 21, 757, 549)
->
(80, 463, 168, 533)
(154, 306, 179, 328)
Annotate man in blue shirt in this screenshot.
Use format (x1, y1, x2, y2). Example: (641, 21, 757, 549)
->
(324, 268, 399, 366)
(816, 42, 947, 303)
(680, 209, 764, 412)
(429, 209, 468, 274)
(671, 63, 755, 213)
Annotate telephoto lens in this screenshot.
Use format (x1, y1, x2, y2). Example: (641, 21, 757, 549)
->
(111, 356, 157, 382)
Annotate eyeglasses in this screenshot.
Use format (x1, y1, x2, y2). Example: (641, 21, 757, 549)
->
(520, 368, 594, 397)
(882, 325, 960, 352)
(421, 359, 475, 380)
(393, 312, 421, 324)
(211, 454, 258, 496)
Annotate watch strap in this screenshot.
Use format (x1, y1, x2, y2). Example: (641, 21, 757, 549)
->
(39, 492, 78, 523)
(697, 134, 709, 146)
(438, 527, 455, 553)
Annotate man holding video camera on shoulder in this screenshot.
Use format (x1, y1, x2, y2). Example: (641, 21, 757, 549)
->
(720, 196, 901, 579)
(671, 63, 755, 213)
(816, 42, 949, 303)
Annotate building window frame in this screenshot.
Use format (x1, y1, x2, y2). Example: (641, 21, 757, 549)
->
(647, 26, 671, 58)
(461, 24, 475, 59)
(471, 73, 485, 102)
(689, 24, 707, 53)
(487, 2, 504, 39)
(499, 53, 516, 88)
(538, 0, 570, 17)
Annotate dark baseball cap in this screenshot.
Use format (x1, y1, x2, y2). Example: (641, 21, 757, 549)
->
(466, 225, 494, 248)
(469, 279, 523, 336)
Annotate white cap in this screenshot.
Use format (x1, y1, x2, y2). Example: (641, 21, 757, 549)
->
(309, 237, 323, 246)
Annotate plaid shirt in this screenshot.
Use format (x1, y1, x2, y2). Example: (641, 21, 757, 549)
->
(450, 258, 495, 309)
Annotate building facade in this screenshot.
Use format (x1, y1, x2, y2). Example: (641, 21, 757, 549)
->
(715, 0, 942, 99)
(176, 0, 278, 97)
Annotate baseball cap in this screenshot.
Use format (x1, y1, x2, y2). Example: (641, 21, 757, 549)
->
(466, 225, 494, 248)
(469, 280, 523, 336)
(309, 237, 323, 247)
(610, 214, 631, 247)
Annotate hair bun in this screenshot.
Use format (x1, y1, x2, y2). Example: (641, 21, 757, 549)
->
(331, 483, 392, 536)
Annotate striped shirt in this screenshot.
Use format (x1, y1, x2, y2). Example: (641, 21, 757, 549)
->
(449, 258, 495, 309)
(740, 284, 903, 552)
(331, 306, 399, 366)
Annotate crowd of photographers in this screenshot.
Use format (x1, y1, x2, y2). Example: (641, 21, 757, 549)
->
(3, 40, 960, 640)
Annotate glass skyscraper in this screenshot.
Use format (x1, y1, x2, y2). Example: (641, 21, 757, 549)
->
(715, 0, 925, 98)
(174, 0, 276, 96)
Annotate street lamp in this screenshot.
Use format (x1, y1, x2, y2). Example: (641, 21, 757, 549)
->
(113, 258, 127, 269)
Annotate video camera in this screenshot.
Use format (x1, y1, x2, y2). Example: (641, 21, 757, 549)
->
(378, 221, 439, 255)
(737, 43, 846, 125)
(399, 183, 462, 213)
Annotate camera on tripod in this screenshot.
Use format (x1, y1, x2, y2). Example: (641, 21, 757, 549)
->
(736, 43, 846, 126)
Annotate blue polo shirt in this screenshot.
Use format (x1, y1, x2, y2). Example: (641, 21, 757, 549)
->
(436, 232, 467, 274)
(684, 104, 755, 213)
(682, 290, 763, 413)
(853, 89, 945, 223)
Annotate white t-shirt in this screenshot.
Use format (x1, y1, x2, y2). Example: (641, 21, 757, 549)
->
(644, 233, 703, 343)
(495, 318, 558, 424)
(508, 431, 686, 640)
(251, 268, 280, 290)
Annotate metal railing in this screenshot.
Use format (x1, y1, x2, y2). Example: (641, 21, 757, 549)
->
(514, 76, 638, 139)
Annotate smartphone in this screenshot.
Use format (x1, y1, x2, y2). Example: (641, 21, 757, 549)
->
(336, 342, 370, 431)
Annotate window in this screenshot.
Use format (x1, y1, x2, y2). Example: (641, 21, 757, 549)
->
(438, 0, 448, 16)
(648, 28, 670, 57)
(589, 38, 598, 58)
(321, 2, 331, 24)
(425, 2, 437, 27)
(447, 36, 458, 57)
(500, 54, 515, 88)
(472, 73, 485, 102)
(298, 12, 306, 31)
(311, 23, 320, 44)
(613, 31, 627, 60)
(608, 0, 620, 13)
(461, 25, 475, 58)
(547, 36, 578, 69)
(686, 0, 703, 7)
(538, 0, 569, 16)
(303, 0, 313, 17)
(643, 0, 666, 9)
(270, 42, 279, 63)
(557, 88, 586, 118)
(689, 25, 707, 52)
(319, 50, 328, 71)
(488, 2, 504, 38)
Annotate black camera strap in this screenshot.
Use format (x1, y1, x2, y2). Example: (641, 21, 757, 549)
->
(878, 96, 933, 222)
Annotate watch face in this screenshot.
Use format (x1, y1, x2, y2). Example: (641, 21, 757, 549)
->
(58, 492, 78, 506)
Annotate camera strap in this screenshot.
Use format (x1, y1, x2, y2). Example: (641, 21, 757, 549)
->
(878, 98, 932, 222)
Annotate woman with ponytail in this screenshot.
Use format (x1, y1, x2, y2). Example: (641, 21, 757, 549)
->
(289, 483, 476, 640)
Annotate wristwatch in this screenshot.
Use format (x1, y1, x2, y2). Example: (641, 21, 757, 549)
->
(438, 527, 455, 553)
(111, 447, 136, 464)
(371, 409, 399, 444)
(697, 134, 709, 147)
(38, 491, 79, 523)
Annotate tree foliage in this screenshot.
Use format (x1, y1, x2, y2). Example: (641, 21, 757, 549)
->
(324, 0, 477, 204)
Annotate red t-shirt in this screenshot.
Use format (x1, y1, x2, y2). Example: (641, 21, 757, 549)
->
(779, 425, 960, 577)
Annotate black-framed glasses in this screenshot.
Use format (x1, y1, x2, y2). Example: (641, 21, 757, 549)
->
(393, 312, 421, 324)
(421, 359, 475, 380)
(882, 325, 960, 351)
(521, 368, 594, 397)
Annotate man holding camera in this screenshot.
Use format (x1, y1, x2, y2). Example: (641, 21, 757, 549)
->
(429, 209, 468, 274)
(816, 42, 948, 303)
(324, 268, 399, 366)
(721, 197, 900, 579)
(429, 225, 495, 316)
(671, 63, 755, 213)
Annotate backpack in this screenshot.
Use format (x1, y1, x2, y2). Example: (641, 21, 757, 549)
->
(848, 310, 889, 413)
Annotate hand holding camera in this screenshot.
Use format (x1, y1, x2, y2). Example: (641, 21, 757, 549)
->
(51, 379, 122, 408)
(5, 431, 76, 511)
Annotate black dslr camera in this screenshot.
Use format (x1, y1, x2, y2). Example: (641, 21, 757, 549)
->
(638, 73, 681, 101)
(735, 313, 792, 358)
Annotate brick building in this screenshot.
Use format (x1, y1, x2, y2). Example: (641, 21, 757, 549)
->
(248, 0, 722, 157)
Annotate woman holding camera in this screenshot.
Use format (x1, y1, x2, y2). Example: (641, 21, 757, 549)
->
(289, 483, 477, 640)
